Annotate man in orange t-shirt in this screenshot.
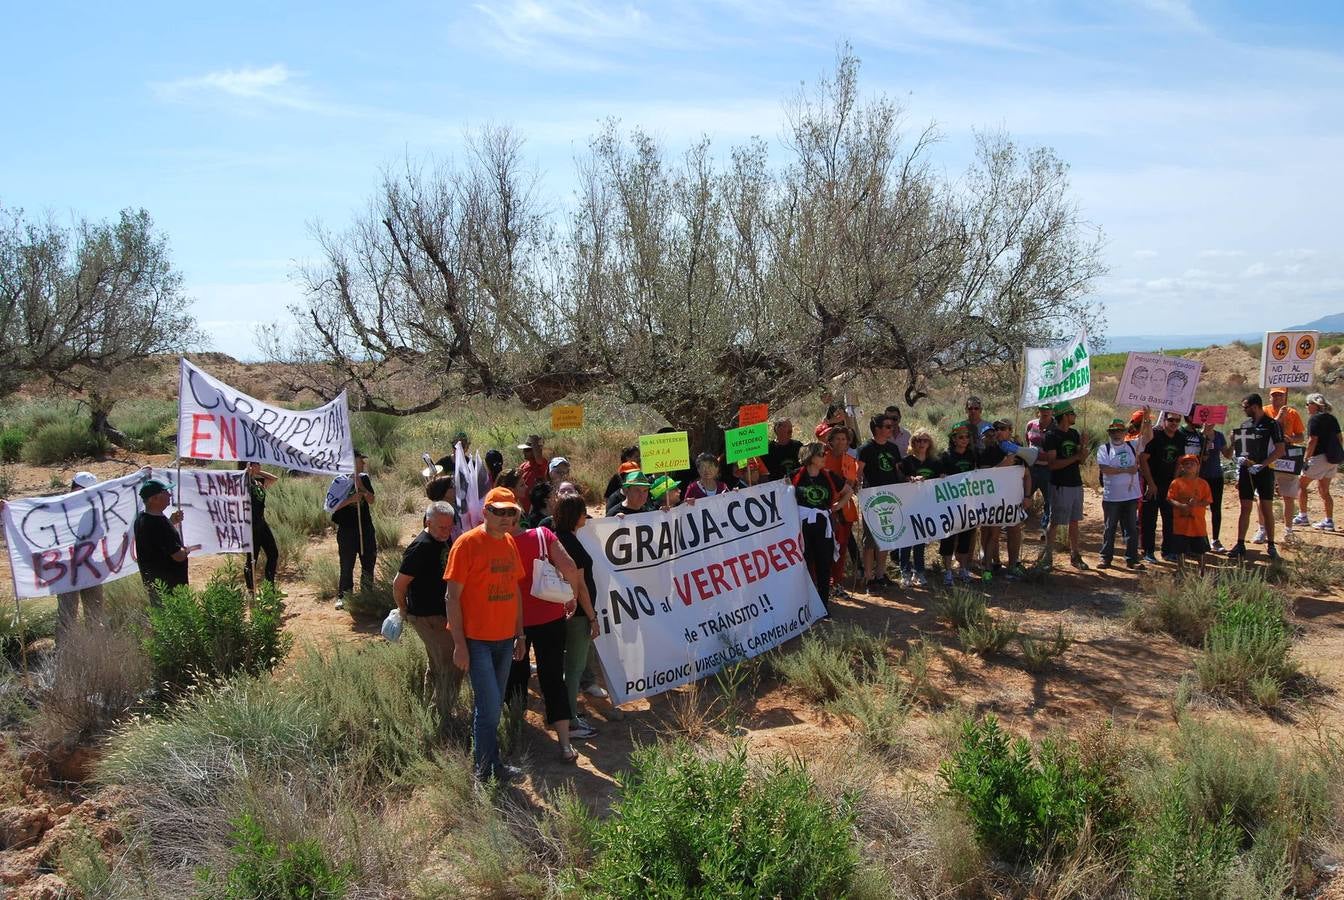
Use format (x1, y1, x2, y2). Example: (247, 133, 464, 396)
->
(445, 486, 527, 781)
(1263, 387, 1306, 537)
(1167, 454, 1213, 575)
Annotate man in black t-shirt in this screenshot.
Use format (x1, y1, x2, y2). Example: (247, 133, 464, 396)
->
(765, 419, 804, 481)
(857, 414, 906, 590)
(1040, 401, 1088, 569)
(393, 501, 460, 733)
(1138, 411, 1186, 562)
(330, 450, 375, 610)
(1228, 393, 1286, 561)
(134, 478, 201, 605)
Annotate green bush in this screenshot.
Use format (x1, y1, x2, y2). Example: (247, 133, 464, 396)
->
(1132, 569, 1280, 647)
(830, 662, 911, 760)
(145, 580, 290, 692)
(936, 586, 988, 629)
(1128, 772, 1239, 899)
(266, 476, 334, 537)
(342, 553, 401, 620)
(0, 425, 26, 462)
(1195, 586, 1297, 703)
(959, 616, 1017, 656)
(938, 715, 1128, 865)
(1017, 625, 1072, 673)
(774, 631, 860, 703)
(21, 420, 110, 464)
(268, 521, 308, 575)
(574, 743, 860, 897)
(197, 813, 352, 899)
(0, 599, 57, 663)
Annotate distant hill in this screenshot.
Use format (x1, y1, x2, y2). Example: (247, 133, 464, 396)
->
(1103, 333, 1259, 353)
(1287, 312, 1344, 332)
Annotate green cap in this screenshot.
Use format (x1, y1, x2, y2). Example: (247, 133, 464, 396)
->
(948, 420, 971, 437)
(1052, 400, 1076, 416)
(1106, 417, 1126, 431)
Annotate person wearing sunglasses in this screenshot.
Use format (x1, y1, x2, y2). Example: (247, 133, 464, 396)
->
(443, 487, 529, 782)
(1138, 411, 1187, 563)
(1040, 401, 1088, 570)
(857, 415, 906, 591)
(898, 430, 939, 586)
(1228, 393, 1286, 562)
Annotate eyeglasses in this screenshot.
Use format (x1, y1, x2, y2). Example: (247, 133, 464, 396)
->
(485, 506, 518, 518)
(1164, 417, 1181, 424)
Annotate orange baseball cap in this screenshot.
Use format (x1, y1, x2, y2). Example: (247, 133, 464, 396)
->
(482, 487, 522, 510)
(619, 460, 641, 474)
(1178, 454, 1200, 465)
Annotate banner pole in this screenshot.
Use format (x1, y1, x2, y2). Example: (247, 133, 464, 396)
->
(173, 457, 184, 541)
(14, 596, 26, 675)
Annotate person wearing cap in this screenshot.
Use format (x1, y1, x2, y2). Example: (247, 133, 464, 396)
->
(1263, 387, 1305, 540)
(1167, 454, 1213, 575)
(329, 450, 375, 610)
(1040, 401, 1088, 570)
(1299, 392, 1340, 532)
(607, 470, 657, 516)
(1139, 409, 1188, 563)
(605, 446, 641, 504)
(1096, 418, 1143, 570)
(394, 501, 462, 735)
(975, 420, 1031, 580)
(54, 472, 107, 641)
(135, 478, 202, 605)
(547, 456, 571, 487)
(444, 486, 528, 782)
(515, 435, 549, 514)
(1228, 393, 1286, 562)
(1025, 404, 1055, 537)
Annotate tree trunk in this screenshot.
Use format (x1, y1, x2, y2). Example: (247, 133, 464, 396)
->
(88, 393, 128, 450)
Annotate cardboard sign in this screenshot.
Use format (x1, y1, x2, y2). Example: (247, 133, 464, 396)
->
(1191, 404, 1228, 426)
(737, 403, 769, 427)
(639, 431, 690, 474)
(1269, 445, 1305, 475)
(1115, 352, 1202, 414)
(724, 423, 769, 464)
(1261, 331, 1318, 389)
(551, 405, 584, 430)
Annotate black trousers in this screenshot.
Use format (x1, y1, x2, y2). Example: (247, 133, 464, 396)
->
(245, 518, 280, 592)
(505, 616, 575, 724)
(337, 523, 376, 596)
(800, 519, 833, 602)
(1208, 479, 1224, 543)
(1141, 480, 1174, 555)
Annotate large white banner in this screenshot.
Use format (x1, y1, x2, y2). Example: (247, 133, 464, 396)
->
(3, 469, 253, 600)
(858, 467, 1028, 552)
(149, 468, 253, 556)
(177, 358, 355, 475)
(1115, 352, 1202, 415)
(1019, 329, 1092, 409)
(578, 482, 827, 705)
(1260, 331, 1318, 389)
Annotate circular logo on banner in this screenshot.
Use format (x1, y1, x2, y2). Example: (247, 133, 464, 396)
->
(1271, 335, 1291, 361)
(864, 492, 905, 542)
(1296, 334, 1315, 360)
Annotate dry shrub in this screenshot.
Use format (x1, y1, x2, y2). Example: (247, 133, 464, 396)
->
(35, 620, 151, 747)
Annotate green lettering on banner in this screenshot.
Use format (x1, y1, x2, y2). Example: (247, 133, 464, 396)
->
(639, 431, 691, 474)
(724, 423, 768, 464)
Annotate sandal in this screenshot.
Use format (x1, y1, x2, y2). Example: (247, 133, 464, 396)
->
(559, 746, 579, 763)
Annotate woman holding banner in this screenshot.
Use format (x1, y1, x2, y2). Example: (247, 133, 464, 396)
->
(239, 462, 279, 591)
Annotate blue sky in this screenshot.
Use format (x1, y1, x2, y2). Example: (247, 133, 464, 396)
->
(4, 1, 1342, 359)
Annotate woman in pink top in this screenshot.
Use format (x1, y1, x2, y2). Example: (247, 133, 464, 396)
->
(507, 523, 595, 762)
(683, 453, 731, 502)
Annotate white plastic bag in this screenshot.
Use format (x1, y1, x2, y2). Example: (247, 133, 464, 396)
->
(381, 608, 403, 642)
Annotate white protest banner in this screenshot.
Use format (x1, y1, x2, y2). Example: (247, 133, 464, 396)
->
(177, 358, 354, 475)
(578, 482, 827, 705)
(858, 467, 1027, 552)
(1260, 331, 1318, 389)
(149, 468, 252, 555)
(1019, 329, 1092, 408)
(3, 472, 143, 599)
(1115, 352, 1202, 415)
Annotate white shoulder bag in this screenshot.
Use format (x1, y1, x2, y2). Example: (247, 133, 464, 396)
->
(531, 530, 574, 604)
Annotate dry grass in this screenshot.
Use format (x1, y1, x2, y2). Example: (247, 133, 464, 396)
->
(34, 620, 151, 748)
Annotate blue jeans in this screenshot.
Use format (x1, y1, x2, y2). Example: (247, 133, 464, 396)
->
(898, 543, 925, 574)
(1101, 499, 1139, 564)
(467, 637, 515, 779)
(1031, 465, 1052, 529)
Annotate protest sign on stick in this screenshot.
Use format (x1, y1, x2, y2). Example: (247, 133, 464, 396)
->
(149, 468, 252, 555)
(1018, 329, 1092, 409)
(639, 431, 690, 474)
(177, 358, 354, 475)
(724, 423, 768, 464)
(551, 405, 584, 430)
(1190, 404, 1228, 426)
(737, 404, 769, 427)
(1115, 352, 1202, 414)
(1260, 331, 1318, 389)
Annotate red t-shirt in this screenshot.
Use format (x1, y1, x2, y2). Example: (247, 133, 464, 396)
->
(515, 526, 568, 627)
(516, 458, 548, 512)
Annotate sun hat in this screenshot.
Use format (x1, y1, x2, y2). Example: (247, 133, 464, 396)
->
(1269, 386, 1288, 396)
(139, 478, 172, 500)
(516, 434, 544, 451)
(548, 456, 569, 473)
(420, 463, 445, 479)
(622, 470, 653, 489)
(1106, 418, 1126, 432)
(482, 487, 522, 511)
(72, 471, 98, 489)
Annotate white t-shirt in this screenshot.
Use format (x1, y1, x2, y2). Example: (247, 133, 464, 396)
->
(1097, 440, 1142, 502)
(886, 428, 911, 458)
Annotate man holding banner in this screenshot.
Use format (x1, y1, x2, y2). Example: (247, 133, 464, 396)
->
(135, 478, 201, 604)
(329, 451, 376, 609)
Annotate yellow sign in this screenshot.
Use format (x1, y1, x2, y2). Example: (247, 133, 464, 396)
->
(639, 431, 690, 474)
(551, 405, 584, 430)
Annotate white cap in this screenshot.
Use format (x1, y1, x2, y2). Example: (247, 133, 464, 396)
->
(72, 471, 98, 489)
(548, 456, 570, 472)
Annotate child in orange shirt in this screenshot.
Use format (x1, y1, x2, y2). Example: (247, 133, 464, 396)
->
(1167, 454, 1213, 575)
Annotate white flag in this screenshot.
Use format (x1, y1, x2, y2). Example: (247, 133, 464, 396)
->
(1019, 329, 1092, 409)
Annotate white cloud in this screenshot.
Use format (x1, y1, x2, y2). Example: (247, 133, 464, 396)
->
(153, 64, 319, 109)
(1199, 249, 1244, 258)
(1132, 249, 1158, 258)
(1130, 0, 1204, 32)
(1241, 262, 1270, 278)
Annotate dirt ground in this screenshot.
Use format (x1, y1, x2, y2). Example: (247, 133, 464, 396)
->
(3, 444, 1344, 894)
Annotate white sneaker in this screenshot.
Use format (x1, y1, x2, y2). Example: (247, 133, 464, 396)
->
(1292, 513, 1310, 526)
(1252, 528, 1268, 544)
(1211, 540, 1226, 553)
(584, 684, 609, 700)
(1314, 519, 1335, 532)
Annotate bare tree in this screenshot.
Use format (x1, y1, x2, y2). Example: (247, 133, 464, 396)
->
(260, 125, 568, 414)
(0, 206, 199, 440)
